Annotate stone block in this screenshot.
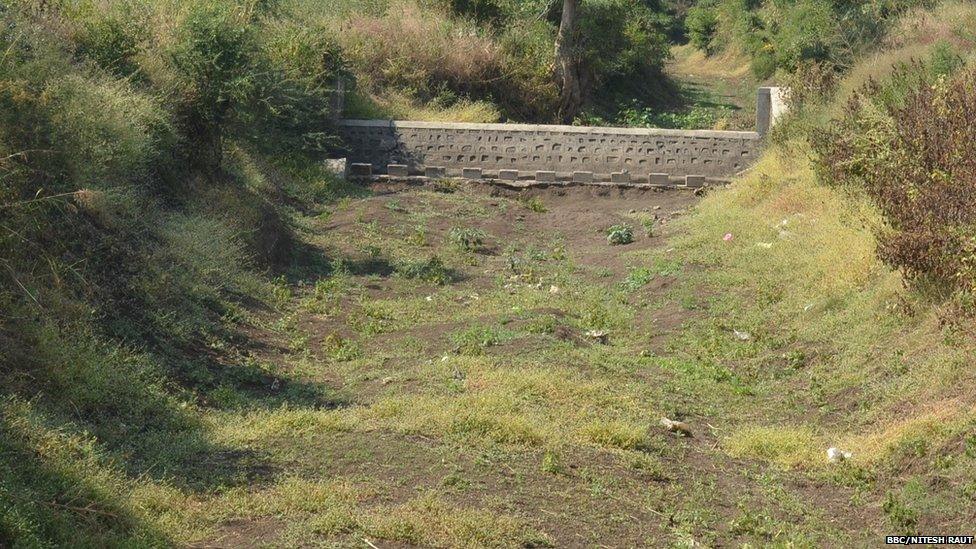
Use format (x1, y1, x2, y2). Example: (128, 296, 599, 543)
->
(611, 172, 630, 183)
(649, 173, 671, 186)
(685, 175, 706, 188)
(757, 86, 789, 137)
(498, 169, 519, 181)
(572, 171, 594, 183)
(387, 164, 409, 177)
(323, 158, 347, 178)
(536, 171, 556, 182)
(462, 168, 483, 180)
(425, 166, 447, 178)
(349, 163, 372, 177)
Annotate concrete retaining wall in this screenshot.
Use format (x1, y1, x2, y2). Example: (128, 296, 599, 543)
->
(337, 120, 762, 179)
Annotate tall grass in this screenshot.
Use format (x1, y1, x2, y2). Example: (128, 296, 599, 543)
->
(0, 1, 352, 544)
(667, 0, 976, 529)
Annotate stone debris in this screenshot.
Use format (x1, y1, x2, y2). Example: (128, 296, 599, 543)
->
(585, 330, 609, 344)
(660, 417, 693, 437)
(733, 330, 752, 341)
(549, 285, 561, 294)
(827, 447, 852, 463)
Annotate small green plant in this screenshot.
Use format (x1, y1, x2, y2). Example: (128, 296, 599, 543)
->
(448, 226, 487, 252)
(406, 223, 429, 246)
(783, 350, 807, 369)
(623, 267, 654, 290)
(541, 449, 564, 475)
(270, 275, 293, 308)
(638, 215, 656, 237)
(432, 178, 460, 193)
(525, 314, 558, 335)
(396, 255, 453, 285)
(607, 224, 635, 246)
(882, 492, 918, 532)
(322, 332, 363, 362)
(451, 325, 504, 356)
(521, 196, 547, 213)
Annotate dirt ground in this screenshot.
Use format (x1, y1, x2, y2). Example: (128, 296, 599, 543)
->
(200, 181, 878, 548)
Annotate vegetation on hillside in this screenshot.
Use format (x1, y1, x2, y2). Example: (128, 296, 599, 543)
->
(300, 0, 678, 123)
(4, 0, 976, 545)
(667, 0, 976, 532)
(685, 0, 937, 78)
(0, 1, 352, 543)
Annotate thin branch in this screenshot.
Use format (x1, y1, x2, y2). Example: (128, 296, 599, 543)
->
(0, 190, 81, 210)
(1, 262, 42, 309)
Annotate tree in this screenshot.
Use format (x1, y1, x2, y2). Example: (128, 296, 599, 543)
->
(554, 0, 582, 124)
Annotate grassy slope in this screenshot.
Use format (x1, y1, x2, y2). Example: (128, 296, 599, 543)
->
(663, 0, 976, 532)
(5, 1, 976, 547)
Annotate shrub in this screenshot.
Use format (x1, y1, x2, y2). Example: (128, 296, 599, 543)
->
(692, 0, 935, 79)
(685, 3, 719, 53)
(607, 224, 635, 246)
(396, 255, 454, 284)
(167, 4, 259, 172)
(447, 227, 487, 252)
(451, 325, 503, 355)
(251, 19, 348, 156)
(815, 63, 976, 301)
(75, 13, 145, 78)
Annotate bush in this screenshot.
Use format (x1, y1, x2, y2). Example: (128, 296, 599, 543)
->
(448, 227, 488, 252)
(691, 0, 935, 79)
(607, 224, 635, 246)
(167, 4, 259, 173)
(685, 3, 719, 53)
(815, 62, 976, 300)
(75, 12, 145, 78)
(396, 255, 454, 284)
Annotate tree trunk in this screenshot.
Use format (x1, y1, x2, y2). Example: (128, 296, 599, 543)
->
(554, 0, 582, 124)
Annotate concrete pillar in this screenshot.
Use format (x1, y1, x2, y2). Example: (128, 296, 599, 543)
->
(462, 168, 483, 180)
(387, 164, 409, 177)
(349, 163, 372, 177)
(572, 171, 594, 183)
(611, 172, 630, 183)
(757, 87, 789, 137)
(331, 77, 347, 120)
(649, 173, 671, 186)
(425, 166, 446, 178)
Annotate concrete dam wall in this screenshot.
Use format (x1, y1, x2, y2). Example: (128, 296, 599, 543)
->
(335, 88, 785, 184)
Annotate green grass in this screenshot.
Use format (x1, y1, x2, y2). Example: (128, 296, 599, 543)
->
(5, 1, 976, 546)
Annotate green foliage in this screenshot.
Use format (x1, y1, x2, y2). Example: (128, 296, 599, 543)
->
(451, 325, 504, 355)
(396, 255, 454, 284)
(814, 52, 976, 304)
(75, 12, 146, 77)
(688, 0, 935, 78)
(521, 196, 547, 213)
(607, 224, 635, 246)
(614, 102, 732, 130)
(882, 492, 918, 532)
(447, 226, 488, 252)
(577, 0, 672, 89)
(686, 2, 719, 52)
(312, 0, 673, 122)
(0, 4, 352, 543)
(167, 4, 259, 171)
(623, 267, 655, 290)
